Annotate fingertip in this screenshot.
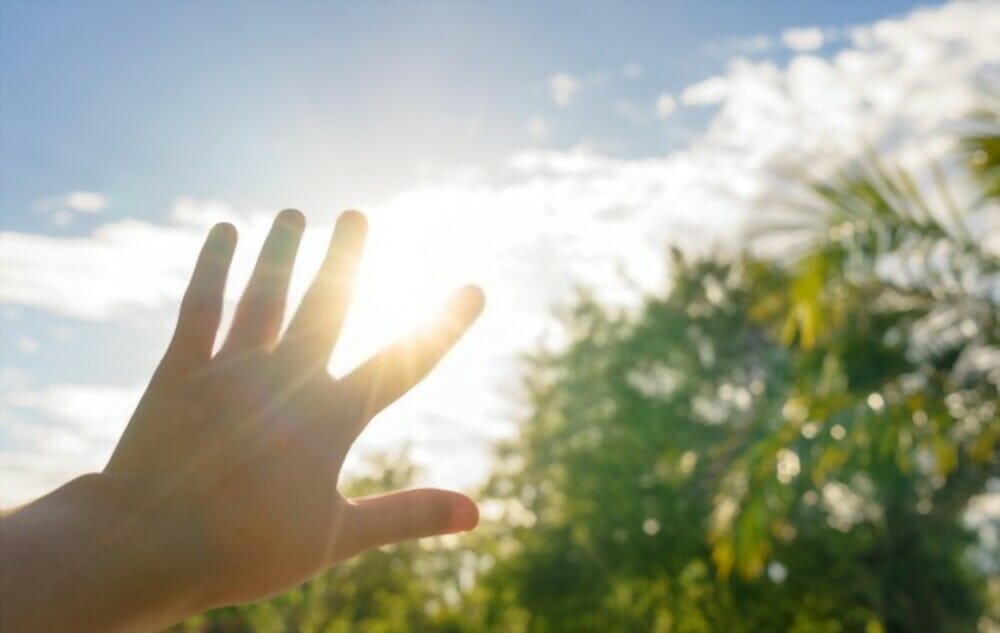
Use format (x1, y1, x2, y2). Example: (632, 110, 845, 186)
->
(337, 210, 368, 239)
(446, 496, 480, 533)
(447, 285, 485, 321)
(276, 208, 306, 231)
(461, 284, 485, 306)
(211, 222, 238, 245)
(339, 209, 367, 226)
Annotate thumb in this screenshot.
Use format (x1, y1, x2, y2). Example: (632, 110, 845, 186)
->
(339, 489, 479, 556)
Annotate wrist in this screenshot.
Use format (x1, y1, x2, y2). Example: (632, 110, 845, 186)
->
(79, 473, 220, 619)
(63, 472, 216, 629)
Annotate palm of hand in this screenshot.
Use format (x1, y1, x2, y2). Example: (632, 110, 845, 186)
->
(105, 210, 482, 607)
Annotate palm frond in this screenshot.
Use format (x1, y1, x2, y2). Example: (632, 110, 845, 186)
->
(957, 92, 1000, 201)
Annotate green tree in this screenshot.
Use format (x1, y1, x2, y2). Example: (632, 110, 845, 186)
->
(478, 106, 999, 632)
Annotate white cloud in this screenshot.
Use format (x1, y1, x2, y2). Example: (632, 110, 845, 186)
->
(6, 384, 139, 443)
(548, 72, 579, 107)
(65, 192, 108, 212)
(169, 196, 246, 227)
(35, 191, 107, 213)
(782, 26, 826, 52)
(0, 197, 270, 322)
(681, 75, 729, 106)
(33, 191, 108, 226)
(0, 220, 201, 321)
(656, 93, 677, 118)
(0, 382, 141, 506)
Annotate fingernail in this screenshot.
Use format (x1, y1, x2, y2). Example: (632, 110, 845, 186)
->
(447, 500, 479, 533)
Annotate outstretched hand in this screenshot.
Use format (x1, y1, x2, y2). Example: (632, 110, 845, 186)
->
(95, 210, 481, 616)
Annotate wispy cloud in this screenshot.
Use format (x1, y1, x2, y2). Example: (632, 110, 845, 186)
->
(1, 381, 140, 506)
(782, 26, 825, 52)
(0, 219, 200, 321)
(681, 75, 729, 106)
(548, 72, 580, 107)
(0, 197, 267, 321)
(526, 116, 547, 140)
(33, 191, 108, 226)
(656, 94, 677, 118)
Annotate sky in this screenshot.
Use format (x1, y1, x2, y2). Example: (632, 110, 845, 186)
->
(1, 0, 998, 506)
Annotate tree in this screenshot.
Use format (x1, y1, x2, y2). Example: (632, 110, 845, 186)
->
(478, 102, 999, 632)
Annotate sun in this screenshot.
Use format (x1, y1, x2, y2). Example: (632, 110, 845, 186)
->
(318, 205, 473, 377)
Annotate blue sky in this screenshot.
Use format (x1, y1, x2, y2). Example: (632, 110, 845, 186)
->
(2, 0, 928, 223)
(2, 0, 997, 505)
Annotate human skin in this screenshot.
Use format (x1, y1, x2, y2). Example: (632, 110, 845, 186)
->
(0, 209, 484, 632)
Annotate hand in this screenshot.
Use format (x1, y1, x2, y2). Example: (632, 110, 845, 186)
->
(105, 209, 483, 611)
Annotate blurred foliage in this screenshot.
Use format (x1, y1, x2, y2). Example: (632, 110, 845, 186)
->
(173, 106, 999, 632)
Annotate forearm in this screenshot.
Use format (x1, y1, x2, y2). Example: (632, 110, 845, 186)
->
(0, 473, 209, 633)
